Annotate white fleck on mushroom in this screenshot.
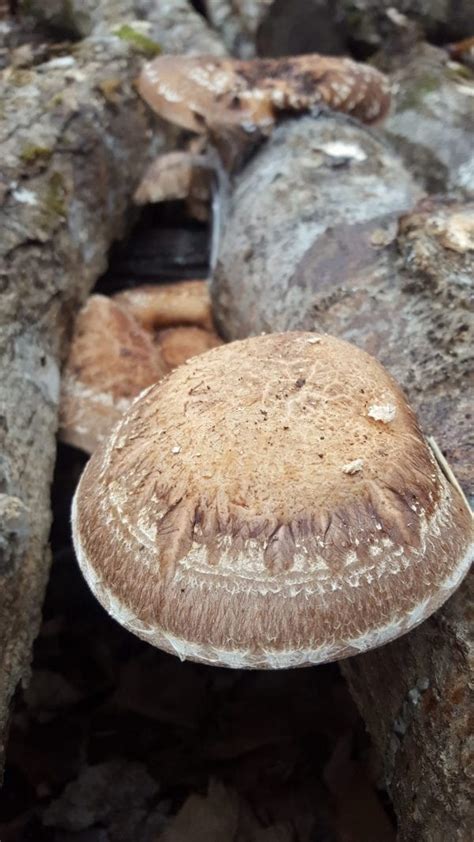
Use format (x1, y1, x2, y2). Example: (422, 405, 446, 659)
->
(343, 458, 364, 475)
(72, 333, 473, 669)
(367, 403, 397, 423)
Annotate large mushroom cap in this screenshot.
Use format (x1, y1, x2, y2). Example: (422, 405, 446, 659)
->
(138, 54, 391, 133)
(72, 333, 473, 668)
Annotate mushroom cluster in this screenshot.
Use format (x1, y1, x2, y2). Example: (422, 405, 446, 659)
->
(66, 39, 472, 676)
(60, 281, 222, 454)
(72, 333, 473, 669)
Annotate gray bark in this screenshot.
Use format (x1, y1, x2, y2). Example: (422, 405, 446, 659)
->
(211, 113, 474, 839)
(206, 0, 474, 58)
(381, 43, 474, 198)
(204, 0, 270, 57)
(0, 0, 225, 776)
(341, 574, 474, 842)
(19, 0, 226, 54)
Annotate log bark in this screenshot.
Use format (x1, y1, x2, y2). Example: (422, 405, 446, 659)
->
(0, 0, 225, 776)
(19, 0, 226, 54)
(211, 115, 474, 839)
(380, 43, 474, 198)
(341, 575, 474, 842)
(210, 0, 474, 56)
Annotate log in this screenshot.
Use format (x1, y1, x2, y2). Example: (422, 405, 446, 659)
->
(341, 575, 474, 842)
(19, 0, 226, 54)
(0, 0, 225, 776)
(211, 114, 474, 839)
(380, 43, 474, 198)
(212, 0, 474, 56)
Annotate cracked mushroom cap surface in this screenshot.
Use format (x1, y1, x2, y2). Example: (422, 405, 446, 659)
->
(71, 333, 473, 668)
(138, 54, 391, 133)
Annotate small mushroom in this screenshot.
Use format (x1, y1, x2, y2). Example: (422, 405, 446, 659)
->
(60, 282, 221, 454)
(156, 326, 222, 369)
(138, 53, 392, 134)
(134, 146, 212, 221)
(59, 295, 167, 454)
(113, 279, 214, 331)
(72, 333, 473, 668)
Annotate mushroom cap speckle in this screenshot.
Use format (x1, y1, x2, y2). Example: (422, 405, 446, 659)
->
(72, 333, 473, 668)
(138, 54, 391, 134)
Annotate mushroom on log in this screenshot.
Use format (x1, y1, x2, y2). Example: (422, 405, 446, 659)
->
(208, 107, 473, 841)
(59, 282, 222, 454)
(71, 333, 473, 669)
(138, 52, 392, 135)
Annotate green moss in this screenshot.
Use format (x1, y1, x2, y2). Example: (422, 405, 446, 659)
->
(43, 172, 67, 219)
(396, 72, 440, 111)
(20, 144, 53, 164)
(48, 93, 64, 108)
(114, 24, 161, 57)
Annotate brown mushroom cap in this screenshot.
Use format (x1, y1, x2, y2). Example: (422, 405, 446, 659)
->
(138, 54, 391, 133)
(71, 333, 473, 668)
(156, 325, 222, 369)
(113, 280, 214, 331)
(59, 295, 167, 454)
(60, 282, 220, 454)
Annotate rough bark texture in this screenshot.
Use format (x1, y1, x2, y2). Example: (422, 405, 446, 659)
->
(379, 44, 474, 198)
(341, 574, 474, 842)
(211, 116, 474, 839)
(205, 0, 474, 58)
(204, 0, 271, 57)
(0, 0, 224, 777)
(19, 0, 226, 54)
(335, 0, 474, 50)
